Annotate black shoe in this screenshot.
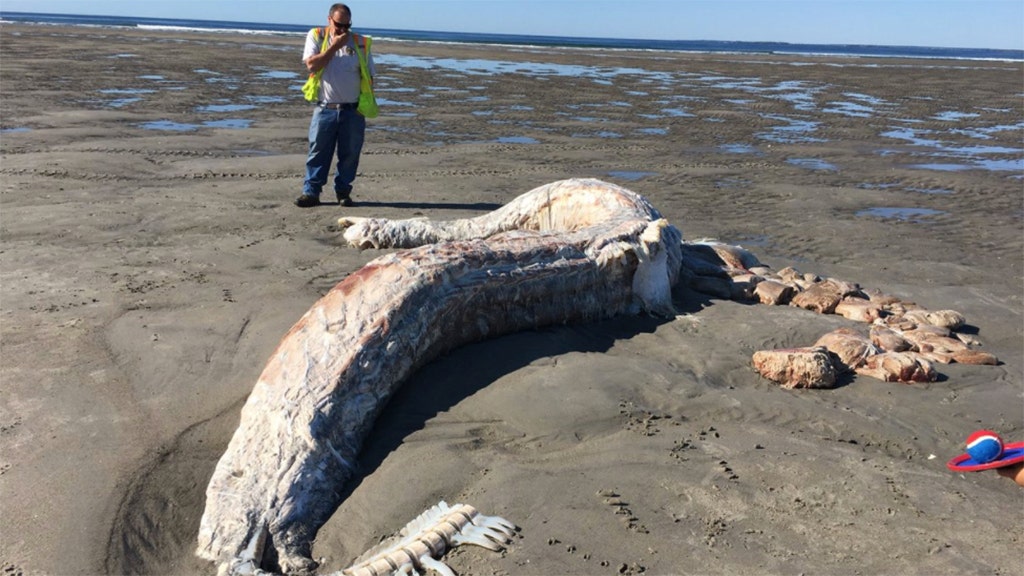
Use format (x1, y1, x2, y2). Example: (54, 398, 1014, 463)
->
(295, 194, 320, 208)
(336, 193, 355, 207)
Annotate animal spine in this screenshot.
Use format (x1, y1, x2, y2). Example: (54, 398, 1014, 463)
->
(337, 502, 516, 576)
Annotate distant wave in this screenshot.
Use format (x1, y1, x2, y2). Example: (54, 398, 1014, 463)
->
(2, 11, 1022, 61)
(135, 24, 301, 36)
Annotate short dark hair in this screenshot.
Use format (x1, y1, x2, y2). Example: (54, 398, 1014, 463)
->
(330, 3, 351, 18)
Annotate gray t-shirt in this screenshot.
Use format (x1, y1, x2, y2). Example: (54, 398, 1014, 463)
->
(302, 28, 375, 104)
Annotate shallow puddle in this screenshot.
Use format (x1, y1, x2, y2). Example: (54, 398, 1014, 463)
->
(822, 101, 875, 118)
(856, 207, 946, 221)
(255, 69, 299, 79)
(140, 120, 197, 131)
(858, 183, 954, 194)
(204, 119, 252, 129)
(787, 158, 837, 171)
(232, 149, 277, 156)
(757, 114, 825, 143)
(495, 136, 539, 144)
(606, 171, 657, 181)
(909, 160, 1024, 172)
(660, 108, 694, 118)
(932, 111, 980, 121)
(720, 143, 759, 154)
(245, 96, 285, 104)
(105, 97, 143, 108)
(881, 126, 1023, 172)
(100, 88, 156, 95)
(139, 119, 251, 131)
(197, 104, 258, 113)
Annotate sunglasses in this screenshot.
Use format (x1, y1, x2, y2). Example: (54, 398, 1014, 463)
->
(332, 20, 352, 29)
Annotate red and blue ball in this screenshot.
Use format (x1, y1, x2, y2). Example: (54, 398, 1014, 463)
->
(965, 430, 1003, 463)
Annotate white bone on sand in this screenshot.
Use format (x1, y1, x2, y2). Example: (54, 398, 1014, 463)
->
(338, 501, 516, 576)
(196, 179, 683, 573)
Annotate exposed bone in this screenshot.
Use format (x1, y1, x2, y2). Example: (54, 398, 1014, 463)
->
(197, 179, 683, 573)
(751, 347, 838, 389)
(338, 502, 516, 576)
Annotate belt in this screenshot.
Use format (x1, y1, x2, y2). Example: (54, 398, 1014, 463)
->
(318, 102, 358, 110)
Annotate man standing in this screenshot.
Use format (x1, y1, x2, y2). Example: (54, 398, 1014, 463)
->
(297, 3, 374, 208)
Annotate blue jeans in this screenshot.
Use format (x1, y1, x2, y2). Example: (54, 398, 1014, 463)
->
(303, 106, 366, 198)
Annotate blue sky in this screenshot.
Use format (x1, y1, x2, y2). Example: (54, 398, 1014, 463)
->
(4, 1, 1023, 50)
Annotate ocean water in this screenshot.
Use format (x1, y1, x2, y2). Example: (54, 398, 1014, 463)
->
(2, 9, 1021, 185)
(1, 11, 1022, 61)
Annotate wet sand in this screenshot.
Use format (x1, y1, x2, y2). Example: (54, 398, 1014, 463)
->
(1, 23, 1022, 575)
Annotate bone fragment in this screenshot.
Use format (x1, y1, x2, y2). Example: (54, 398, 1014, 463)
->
(338, 501, 516, 576)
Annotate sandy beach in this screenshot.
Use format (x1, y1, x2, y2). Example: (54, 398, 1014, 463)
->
(1, 22, 1022, 575)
